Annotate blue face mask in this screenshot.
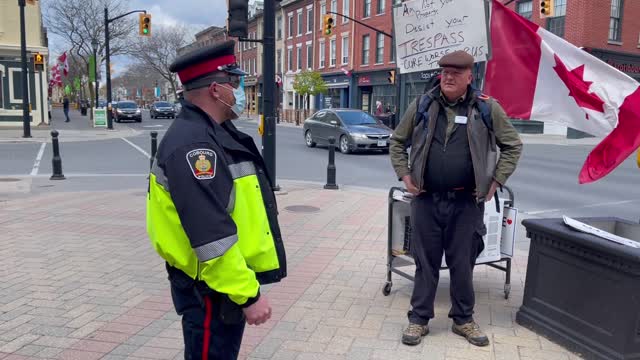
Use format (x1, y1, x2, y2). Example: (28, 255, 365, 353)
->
(229, 77, 246, 117)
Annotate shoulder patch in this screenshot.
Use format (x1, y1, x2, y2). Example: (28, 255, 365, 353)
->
(186, 148, 217, 180)
(478, 94, 491, 100)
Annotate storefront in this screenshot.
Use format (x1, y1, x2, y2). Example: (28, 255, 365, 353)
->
(585, 48, 640, 82)
(316, 73, 351, 110)
(354, 70, 397, 115)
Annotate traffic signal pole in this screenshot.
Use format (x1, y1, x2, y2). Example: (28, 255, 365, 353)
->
(262, 0, 279, 191)
(104, 7, 147, 130)
(18, 0, 31, 138)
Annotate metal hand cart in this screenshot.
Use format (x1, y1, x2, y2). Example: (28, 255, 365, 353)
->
(382, 186, 517, 299)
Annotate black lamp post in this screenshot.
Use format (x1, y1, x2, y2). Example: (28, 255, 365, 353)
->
(91, 38, 99, 110)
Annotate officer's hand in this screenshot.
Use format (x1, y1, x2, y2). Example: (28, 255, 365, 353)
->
(486, 181, 499, 202)
(243, 295, 271, 326)
(402, 175, 421, 195)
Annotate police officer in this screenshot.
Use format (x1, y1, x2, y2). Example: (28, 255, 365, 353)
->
(147, 40, 287, 359)
(389, 51, 522, 347)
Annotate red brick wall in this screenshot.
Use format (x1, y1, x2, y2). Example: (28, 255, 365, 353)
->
(314, 0, 354, 74)
(352, 0, 394, 73)
(283, 0, 315, 74)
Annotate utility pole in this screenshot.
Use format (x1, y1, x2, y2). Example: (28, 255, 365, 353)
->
(105, 7, 147, 130)
(262, 0, 279, 190)
(18, 0, 31, 138)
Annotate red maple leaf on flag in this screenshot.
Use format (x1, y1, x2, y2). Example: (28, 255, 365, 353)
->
(553, 54, 605, 119)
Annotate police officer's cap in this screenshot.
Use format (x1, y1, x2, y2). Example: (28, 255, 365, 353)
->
(169, 40, 247, 88)
(438, 50, 474, 69)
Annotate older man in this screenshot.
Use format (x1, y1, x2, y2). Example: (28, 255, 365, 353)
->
(146, 40, 287, 359)
(390, 51, 522, 347)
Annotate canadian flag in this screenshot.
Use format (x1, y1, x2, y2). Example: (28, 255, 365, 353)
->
(58, 52, 69, 77)
(485, 0, 640, 184)
(52, 64, 62, 87)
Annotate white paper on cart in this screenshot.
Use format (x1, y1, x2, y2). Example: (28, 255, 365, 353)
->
(563, 216, 640, 249)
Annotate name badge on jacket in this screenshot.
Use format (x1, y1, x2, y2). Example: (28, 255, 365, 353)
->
(455, 116, 468, 125)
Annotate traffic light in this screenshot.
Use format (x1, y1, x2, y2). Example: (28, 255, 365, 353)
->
(33, 53, 44, 71)
(139, 14, 152, 36)
(323, 15, 334, 37)
(228, 0, 249, 38)
(540, 0, 554, 18)
(387, 70, 396, 84)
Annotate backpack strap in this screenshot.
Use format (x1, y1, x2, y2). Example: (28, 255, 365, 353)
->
(415, 94, 434, 130)
(473, 89, 494, 132)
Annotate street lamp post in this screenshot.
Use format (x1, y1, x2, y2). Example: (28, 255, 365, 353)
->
(92, 38, 99, 112)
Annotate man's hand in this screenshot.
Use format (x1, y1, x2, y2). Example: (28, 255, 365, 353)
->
(486, 180, 499, 202)
(402, 175, 422, 195)
(243, 295, 271, 326)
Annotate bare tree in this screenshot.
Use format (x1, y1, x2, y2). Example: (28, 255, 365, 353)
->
(129, 24, 191, 101)
(44, 0, 135, 68)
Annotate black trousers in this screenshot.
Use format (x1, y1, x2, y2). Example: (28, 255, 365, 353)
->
(408, 191, 485, 326)
(169, 267, 245, 360)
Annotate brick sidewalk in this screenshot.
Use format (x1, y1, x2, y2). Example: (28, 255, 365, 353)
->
(0, 182, 583, 360)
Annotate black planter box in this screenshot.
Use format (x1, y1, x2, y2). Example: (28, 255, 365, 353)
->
(518, 217, 640, 360)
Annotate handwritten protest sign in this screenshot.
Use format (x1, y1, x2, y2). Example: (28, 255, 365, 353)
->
(393, 0, 490, 74)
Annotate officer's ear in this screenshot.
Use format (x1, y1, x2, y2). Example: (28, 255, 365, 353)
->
(208, 82, 222, 100)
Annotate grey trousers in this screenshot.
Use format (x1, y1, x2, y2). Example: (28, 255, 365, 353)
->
(407, 191, 485, 326)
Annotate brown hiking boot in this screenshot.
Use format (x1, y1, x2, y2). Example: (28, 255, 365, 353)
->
(452, 321, 490, 346)
(401, 323, 429, 345)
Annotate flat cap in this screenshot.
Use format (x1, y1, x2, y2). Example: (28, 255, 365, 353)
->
(438, 50, 474, 69)
(169, 40, 247, 84)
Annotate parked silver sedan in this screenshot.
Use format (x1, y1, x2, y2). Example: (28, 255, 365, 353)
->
(303, 109, 393, 154)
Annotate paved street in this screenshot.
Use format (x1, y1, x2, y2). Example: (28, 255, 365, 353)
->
(1, 109, 638, 219)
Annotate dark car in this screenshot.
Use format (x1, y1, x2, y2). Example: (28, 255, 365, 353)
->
(114, 101, 142, 122)
(150, 101, 176, 119)
(302, 109, 393, 154)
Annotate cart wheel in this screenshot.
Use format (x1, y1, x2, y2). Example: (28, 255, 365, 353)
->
(382, 282, 392, 296)
(504, 284, 511, 299)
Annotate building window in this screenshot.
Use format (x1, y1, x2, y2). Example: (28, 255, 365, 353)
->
(364, 0, 371, 17)
(307, 8, 313, 33)
(277, 49, 282, 73)
(330, 39, 337, 66)
(307, 44, 313, 69)
(288, 15, 294, 38)
(331, 0, 337, 14)
(517, 0, 532, 20)
(375, 33, 384, 64)
(320, 2, 326, 30)
(609, 0, 622, 42)
(297, 12, 303, 36)
(297, 46, 302, 70)
(254, 32, 257, 48)
(0, 70, 3, 109)
(287, 48, 293, 71)
(342, 36, 349, 64)
(362, 35, 370, 65)
(343, 0, 350, 22)
(377, 0, 385, 14)
(393, 0, 401, 5)
(319, 41, 326, 68)
(546, 0, 566, 37)
(277, 16, 283, 40)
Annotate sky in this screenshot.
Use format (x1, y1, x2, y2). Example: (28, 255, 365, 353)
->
(46, 0, 231, 74)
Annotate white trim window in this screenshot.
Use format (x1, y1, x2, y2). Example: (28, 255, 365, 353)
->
(277, 15, 283, 40)
(377, 0, 385, 15)
(343, 0, 350, 23)
(297, 45, 303, 70)
(307, 8, 313, 33)
(287, 47, 293, 71)
(362, 35, 370, 65)
(288, 14, 294, 38)
(363, 0, 371, 18)
(341, 35, 349, 65)
(319, 2, 326, 30)
(297, 10, 303, 36)
(330, 38, 337, 66)
(331, 0, 337, 14)
(319, 40, 326, 68)
(376, 33, 384, 64)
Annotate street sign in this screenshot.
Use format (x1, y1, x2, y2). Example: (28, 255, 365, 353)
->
(93, 108, 107, 127)
(392, 0, 490, 74)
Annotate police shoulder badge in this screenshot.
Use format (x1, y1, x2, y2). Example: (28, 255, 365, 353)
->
(186, 148, 217, 180)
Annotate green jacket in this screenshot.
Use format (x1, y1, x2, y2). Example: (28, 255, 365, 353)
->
(389, 87, 522, 201)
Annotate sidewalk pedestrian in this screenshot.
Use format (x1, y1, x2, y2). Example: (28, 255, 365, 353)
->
(146, 40, 287, 359)
(389, 51, 522, 347)
(62, 96, 70, 122)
